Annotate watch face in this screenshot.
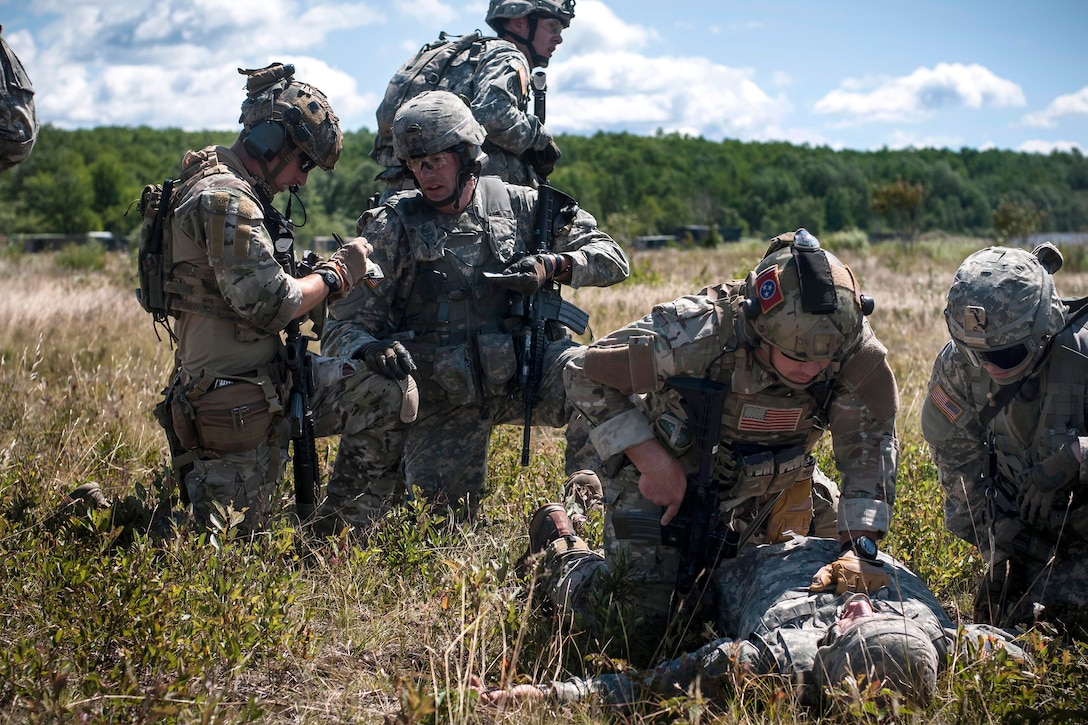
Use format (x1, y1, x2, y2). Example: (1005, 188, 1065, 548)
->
(855, 536, 878, 560)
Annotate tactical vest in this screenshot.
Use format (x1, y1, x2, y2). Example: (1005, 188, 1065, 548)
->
(384, 177, 524, 404)
(991, 323, 1088, 483)
(652, 282, 836, 503)
(165, 148, 265, 335)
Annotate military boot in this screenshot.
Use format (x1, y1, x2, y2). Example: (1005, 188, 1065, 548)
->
(516, 503, 577, 576)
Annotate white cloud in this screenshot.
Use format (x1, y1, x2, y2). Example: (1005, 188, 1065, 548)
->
(1022, 86, 1088, 128)
(813, 63, 1025, 124)
(1017, 139, 1085, 155)
(546, 2, 783, 140)
(397, 0, 459, 26)
(24, 0, 385, 131)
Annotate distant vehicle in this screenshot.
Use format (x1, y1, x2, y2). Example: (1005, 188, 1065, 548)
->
(17, 231, 119, 252)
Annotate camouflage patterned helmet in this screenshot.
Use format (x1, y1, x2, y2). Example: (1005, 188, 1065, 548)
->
(238, 63, 342, 171)
(814, 615, 939, 704)
(742, 229, 873, 361)
(485, 0, 576, 31)
(392, 90, 487, 165)
(944, 245, 1066, 373)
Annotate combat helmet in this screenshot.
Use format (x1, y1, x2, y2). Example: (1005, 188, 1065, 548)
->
(392, 91, 487, 210)
(238, 63, 342, 173)
(944, 245, 1066, 377)
(741, 229, 874, 361)
(485, 0, 576, 31)
(814, 614, 939, 705)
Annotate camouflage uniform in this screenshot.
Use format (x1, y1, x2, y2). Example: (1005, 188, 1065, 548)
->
(922, 246, 1088, 625)
(562, 233, 898, 623)
(0, 26, 37, 173)
(371, 34, 555, 194)
(533, 537, 1025, 706)
(165, 145, 405, 534)
(320, 175, 628, 526)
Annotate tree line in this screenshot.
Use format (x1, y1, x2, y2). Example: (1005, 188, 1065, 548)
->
(1, 124, 1086, 248)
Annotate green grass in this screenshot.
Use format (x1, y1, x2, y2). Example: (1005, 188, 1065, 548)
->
(1, 242, 1087, 723)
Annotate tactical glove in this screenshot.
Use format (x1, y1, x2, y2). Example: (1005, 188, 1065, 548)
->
(1019, 441, 1080, 527)
(314, 236, 373, 299)
(809, 551, 889, 595)
(355, 339, 417, 381)
(490, 253, 565, 296)
(522, 140, 561, 178)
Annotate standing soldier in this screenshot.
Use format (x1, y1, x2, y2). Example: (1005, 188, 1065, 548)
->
(370, 0, 574, 196)
(149, 63, 406, 535)
(0, 25, 38, 173)
(922, 244, 1088, 628)
(316, 90, 628, 534)
(543, 229, 898, 657)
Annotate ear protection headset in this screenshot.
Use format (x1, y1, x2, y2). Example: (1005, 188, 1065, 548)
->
(242, 106, 308, 162)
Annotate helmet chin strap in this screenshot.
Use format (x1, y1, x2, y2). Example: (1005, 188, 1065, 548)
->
(500, 15, 548, 68)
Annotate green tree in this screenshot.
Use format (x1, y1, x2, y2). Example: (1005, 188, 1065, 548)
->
(871, 177, 925, 245)
(992, 197, 1046, 245)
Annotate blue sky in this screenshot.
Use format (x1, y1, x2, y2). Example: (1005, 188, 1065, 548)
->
(3, 0, 1085, 153)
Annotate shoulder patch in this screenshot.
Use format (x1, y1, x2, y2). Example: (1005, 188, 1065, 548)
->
(929, 383, 963, 423)
(755, 265, 784, 313)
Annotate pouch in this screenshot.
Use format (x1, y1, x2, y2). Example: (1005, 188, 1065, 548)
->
(476, 332, 516, 396)
(189, 380, 275, 452)
(432, 343, 476, 406)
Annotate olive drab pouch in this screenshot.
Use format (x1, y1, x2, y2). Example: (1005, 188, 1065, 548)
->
(732, 446, 815, 500)
(432, 343, 476, 406)
(185, 378, 280, 453)
(476, 332, 517, 396)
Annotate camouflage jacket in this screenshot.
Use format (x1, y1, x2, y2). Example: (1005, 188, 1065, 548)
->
(370, 33, 553, 187)
(170, 145, 302, 378)
(323, 177, 628, 401)
(545, 537, 1022, 706)
(565, 281, 899, 535)
(921, 318, 1088, 552)
(0, 27, 37, 173)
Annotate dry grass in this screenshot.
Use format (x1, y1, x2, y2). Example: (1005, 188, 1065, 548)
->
(2, 238, 1088, 724)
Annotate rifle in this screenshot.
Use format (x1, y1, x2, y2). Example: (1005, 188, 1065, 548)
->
(512, 69, 589, 465)
(268, 198, 321, 521)
(611, 376, 729, 596)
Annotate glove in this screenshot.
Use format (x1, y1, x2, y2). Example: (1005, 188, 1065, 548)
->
(1019, 441, 1080, 527)
(314, 236, 373, 299)
(354, 340, 417, 381)
(522, 140, 561, 178)
(489, 254, 563, 296)
(809, 551, 889, 595)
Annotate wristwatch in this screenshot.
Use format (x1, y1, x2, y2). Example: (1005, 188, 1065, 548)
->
(843, 535, 879, 561)
(317, 268, 341, 295)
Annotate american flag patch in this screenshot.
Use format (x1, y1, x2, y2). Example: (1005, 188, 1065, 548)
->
(738, 404, 803, 432)
(929, 384, 963, 423)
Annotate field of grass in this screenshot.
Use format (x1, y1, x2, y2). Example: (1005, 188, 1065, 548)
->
(2, 235, 1088, 724)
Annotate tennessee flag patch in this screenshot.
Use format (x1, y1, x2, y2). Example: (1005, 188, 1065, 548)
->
(755, 265, 784, 313)
(738, 404, 802, 432)
(929, 384, 963, 423)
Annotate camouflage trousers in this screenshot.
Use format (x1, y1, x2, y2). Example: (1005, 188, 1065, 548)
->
(322, 338, 584, 529)
(535, 465, 840, 650)
(184, 355, 405, 535)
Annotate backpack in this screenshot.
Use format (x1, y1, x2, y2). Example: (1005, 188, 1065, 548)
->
(370, 31, 490, 165)
(135, 178, 177, 324)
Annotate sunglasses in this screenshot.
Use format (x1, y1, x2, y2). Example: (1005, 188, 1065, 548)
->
(299, 154, 318, 173)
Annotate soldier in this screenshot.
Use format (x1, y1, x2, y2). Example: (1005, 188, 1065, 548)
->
(316, 90, 628, 533)
(0, 25, 38, 173)
(370, 0, 574, 196)
(556, 229, 898, 652)
(921, 244, 1088, 629)
(475, 535, 1028, 709)
(155, 63, 406, 535)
